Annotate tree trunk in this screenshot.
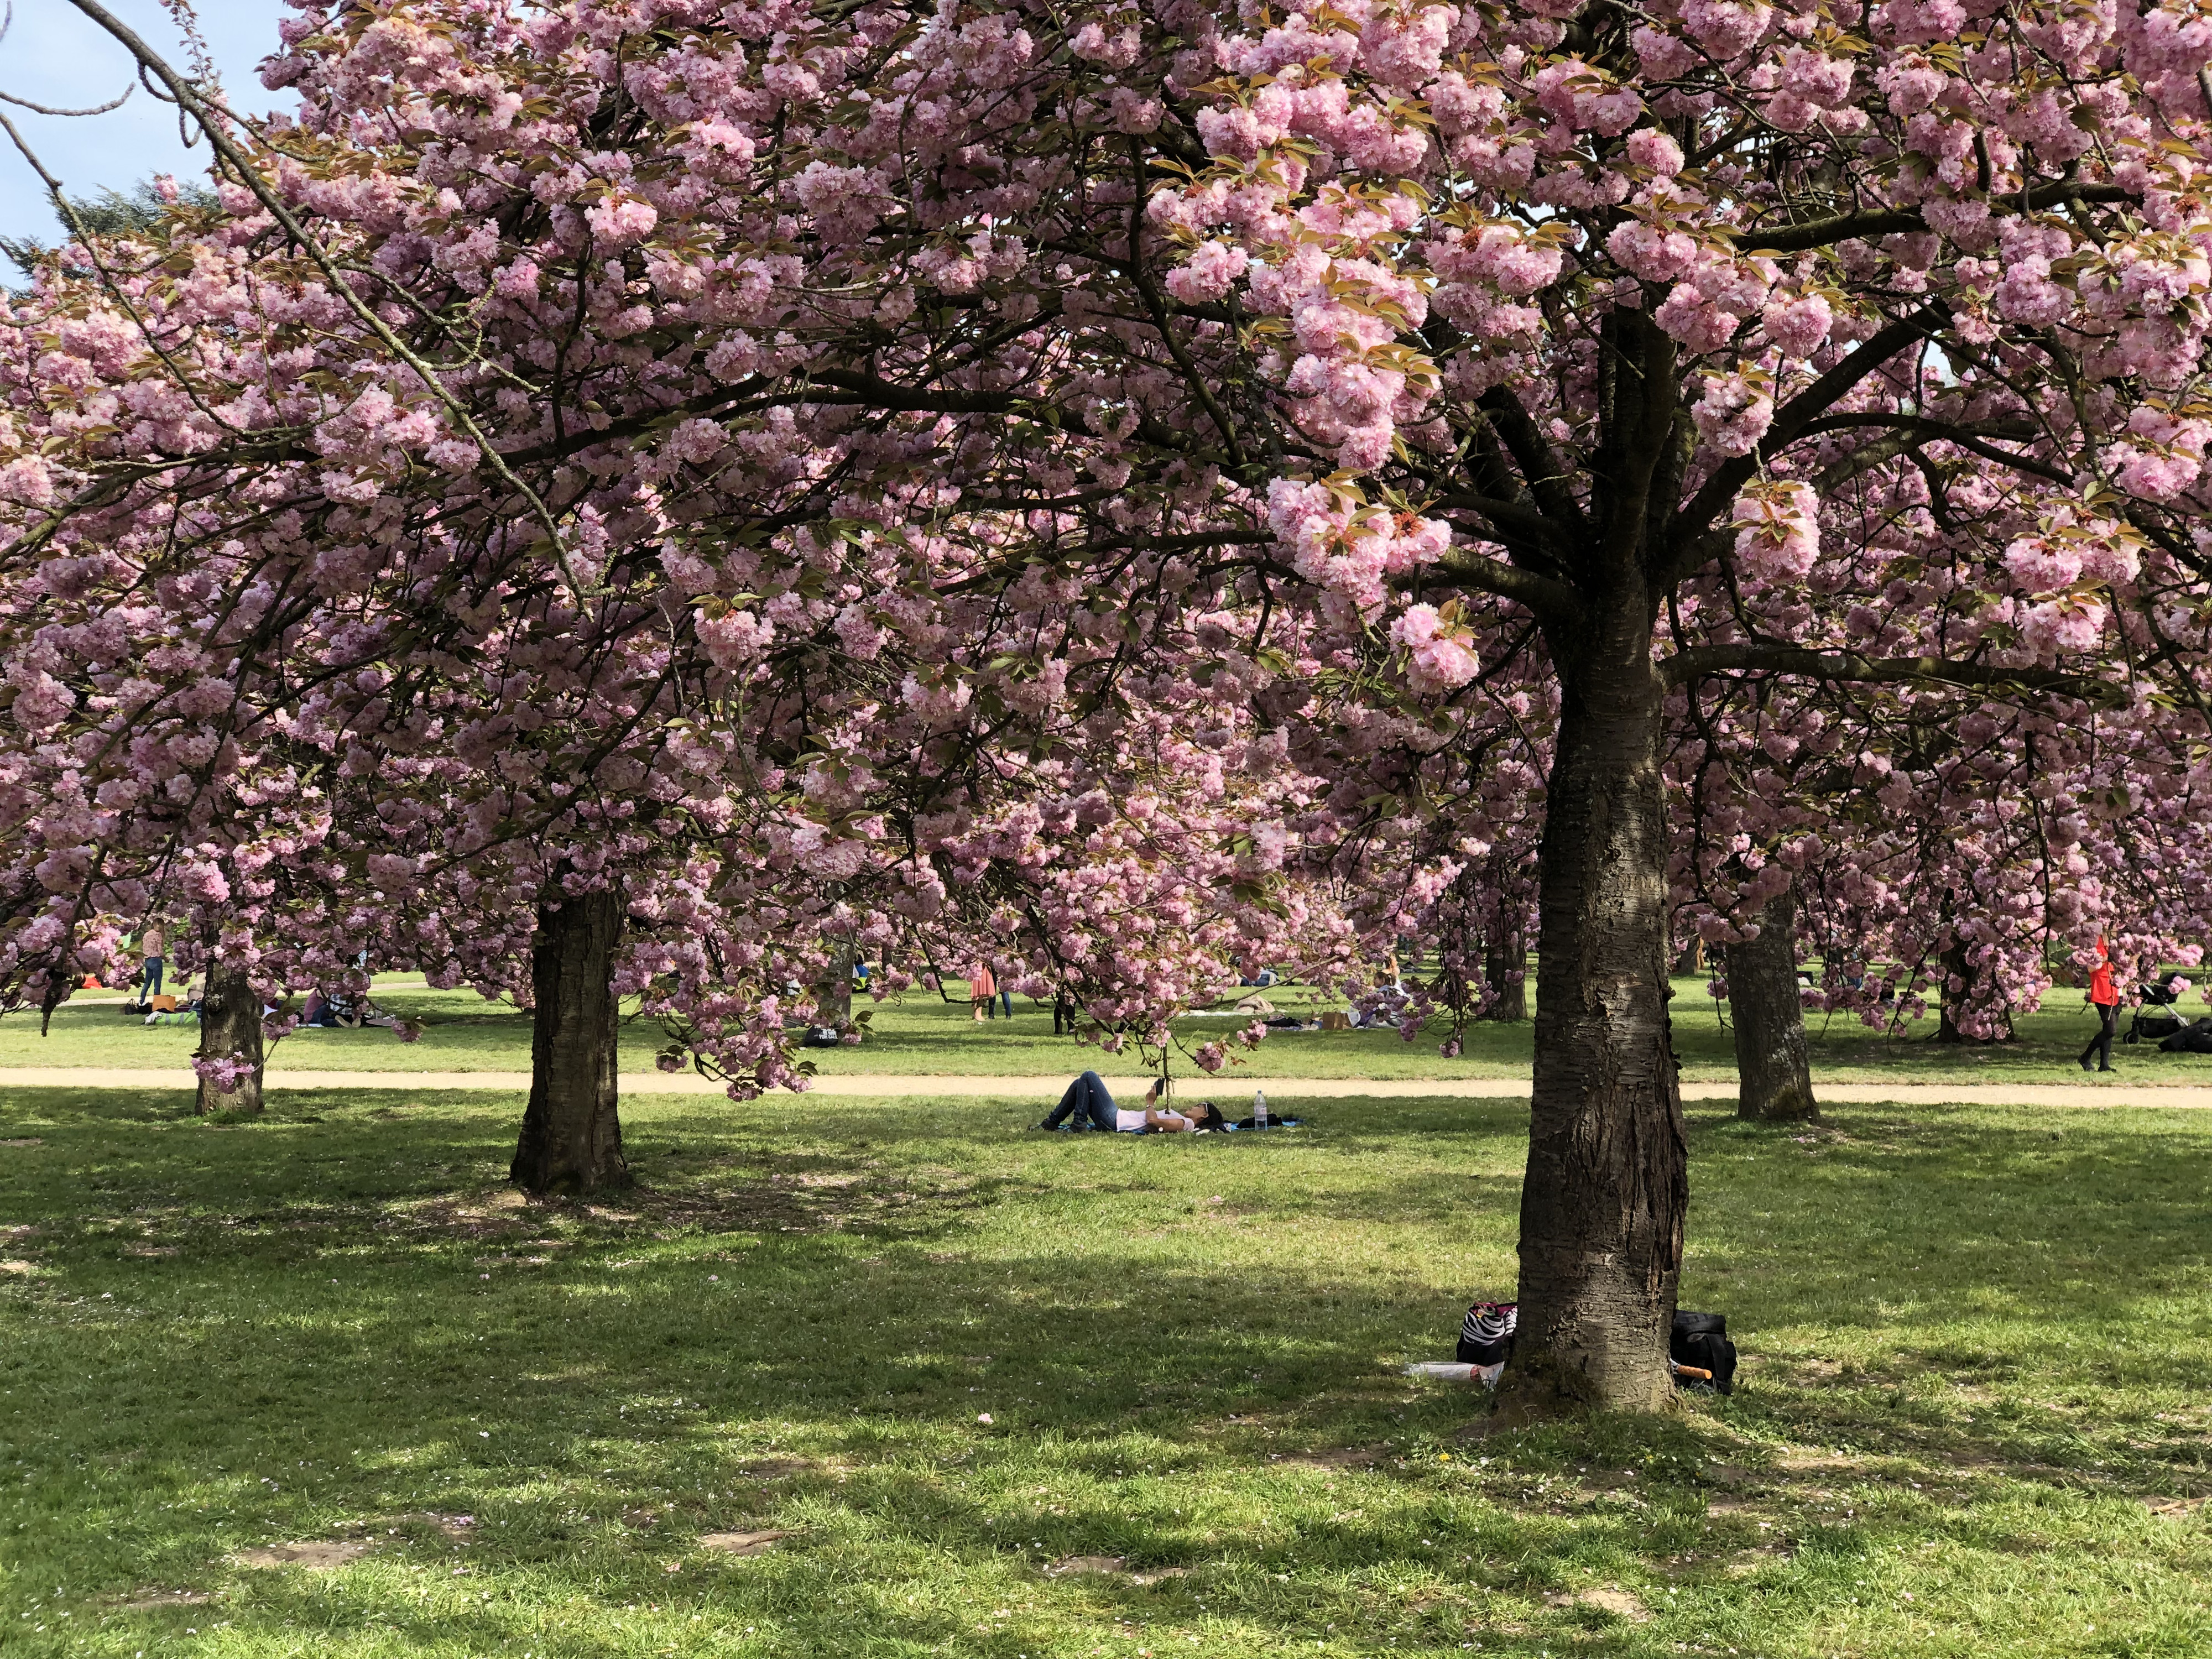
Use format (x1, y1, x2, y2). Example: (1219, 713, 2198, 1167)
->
(510, 888, 628, 1196)
(1936, 935, 1968, 1042)
(1933, 934, 2012, 1042)
(813, 948, 854, 1026)
(1671, 936, 1705, 976)
(194, 965, 264, 1115)
(1480, 922, 1528, 1021)
(1727, 886, 1817, 1122)
(1500, 607, 1687, 1420)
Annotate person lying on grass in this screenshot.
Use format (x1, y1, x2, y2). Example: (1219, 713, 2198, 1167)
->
(1036, 1072, 1230, 1133)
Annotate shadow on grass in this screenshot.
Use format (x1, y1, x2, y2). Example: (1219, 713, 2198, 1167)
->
(4, 1088, 2211, 1656)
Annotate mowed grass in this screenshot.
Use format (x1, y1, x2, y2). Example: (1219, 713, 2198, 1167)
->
(2, 1086, 2209, 1656)
(11, 973, 2212, 1086)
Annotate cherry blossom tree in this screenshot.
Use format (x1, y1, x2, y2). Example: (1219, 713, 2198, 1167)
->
(1673, 673, 2212, 1066)
(1149, 0, 2212, 1414)
(0, 0, 1357, 1172)
(13, 0, 2212, 1415)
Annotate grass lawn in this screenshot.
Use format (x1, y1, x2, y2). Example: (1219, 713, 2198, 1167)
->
(12, 975, 2212, 1088)
(2, 1084, 2209, 1656)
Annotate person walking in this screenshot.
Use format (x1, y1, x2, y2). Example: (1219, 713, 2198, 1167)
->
(136, 920, 166, 1005)
(2079, 938, 2120, 1073)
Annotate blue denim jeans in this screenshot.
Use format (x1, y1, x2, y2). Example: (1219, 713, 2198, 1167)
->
(1041, 1071, 1118, 1131)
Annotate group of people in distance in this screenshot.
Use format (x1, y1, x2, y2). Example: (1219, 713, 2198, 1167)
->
(96, 915, 405, 1032)
(967, 959, 1013, 1020)
(86, 921, 197, 1022)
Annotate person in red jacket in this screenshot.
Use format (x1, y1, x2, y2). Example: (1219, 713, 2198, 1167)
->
(2079, 940, 2120, 1073)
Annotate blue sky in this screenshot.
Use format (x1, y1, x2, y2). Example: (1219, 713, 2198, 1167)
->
(1, 0, 295, 247)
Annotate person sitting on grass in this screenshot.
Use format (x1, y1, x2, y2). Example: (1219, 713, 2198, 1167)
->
(143, 979, 201, 1026)
(1035, 1072, 1229, 1133)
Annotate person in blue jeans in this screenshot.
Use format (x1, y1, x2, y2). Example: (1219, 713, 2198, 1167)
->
(1036, 1073, 1227, 1132)
(137, 921, 166, 1002)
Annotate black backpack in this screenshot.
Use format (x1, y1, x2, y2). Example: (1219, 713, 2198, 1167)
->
(1456, 1301, 1517, 1365)
(2159, 1017, 2212, 1053)
(1671, 1311, 1737, 1395)
(1453, 1301, 1736, 1392)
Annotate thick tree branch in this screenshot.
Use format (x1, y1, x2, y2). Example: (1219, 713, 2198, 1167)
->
(1668, 303, 1949, 564)
(1742, 182, 2137, 254)
(1661, 641, 2121, 704)
(1476, 386, 1588, 534)
(1411, 548, 1583, 624)
(1803, 414, 2073, 492)
(1432, 491, 1584, 562)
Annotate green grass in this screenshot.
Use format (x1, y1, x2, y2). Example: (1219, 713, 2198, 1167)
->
(2, 1085, 2209, 1655)
(12, 974, 2210, 1087)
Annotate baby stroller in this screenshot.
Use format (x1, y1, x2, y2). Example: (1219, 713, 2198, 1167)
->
(2127, 980, 2186, 1045)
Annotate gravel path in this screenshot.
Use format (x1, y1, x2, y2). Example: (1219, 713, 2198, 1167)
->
(2, 1067, 2208, 1108)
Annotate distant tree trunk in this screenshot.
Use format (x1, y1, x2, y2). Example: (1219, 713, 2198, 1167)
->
(1672, 936, 1705, 976)
(813, 947, 854, 1026)
(1726, 886, 1817, 1123)
(1474, 851, 1528, 1022)
(1499, 585, 1686, 1422)
(1936, 936, 1970, 1042)
(510, 888, 628, 1196)
(1480, 926, 1528, 1021)
(1933, 935, 2012, 1042)
(194, 965, 264, 1115)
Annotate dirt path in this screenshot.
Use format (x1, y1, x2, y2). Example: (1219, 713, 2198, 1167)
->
(3, 1067, 2209, 1109)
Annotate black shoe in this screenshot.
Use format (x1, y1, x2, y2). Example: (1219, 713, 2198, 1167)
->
(1033, 1119, 1056, 1131)
(2079, 1057, 2093, 1072)
(2098, 1066, 2114, 1073)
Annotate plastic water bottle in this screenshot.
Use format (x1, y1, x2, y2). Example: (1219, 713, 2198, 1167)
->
(1252, 1088, 1268, 1131)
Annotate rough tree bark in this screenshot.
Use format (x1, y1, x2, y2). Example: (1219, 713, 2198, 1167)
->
(1726, 885, 1817, 1122)
(510, 888, 628, 1196)
(1499, 587, 1688, 1421)
(194, 964, 264, 1115)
